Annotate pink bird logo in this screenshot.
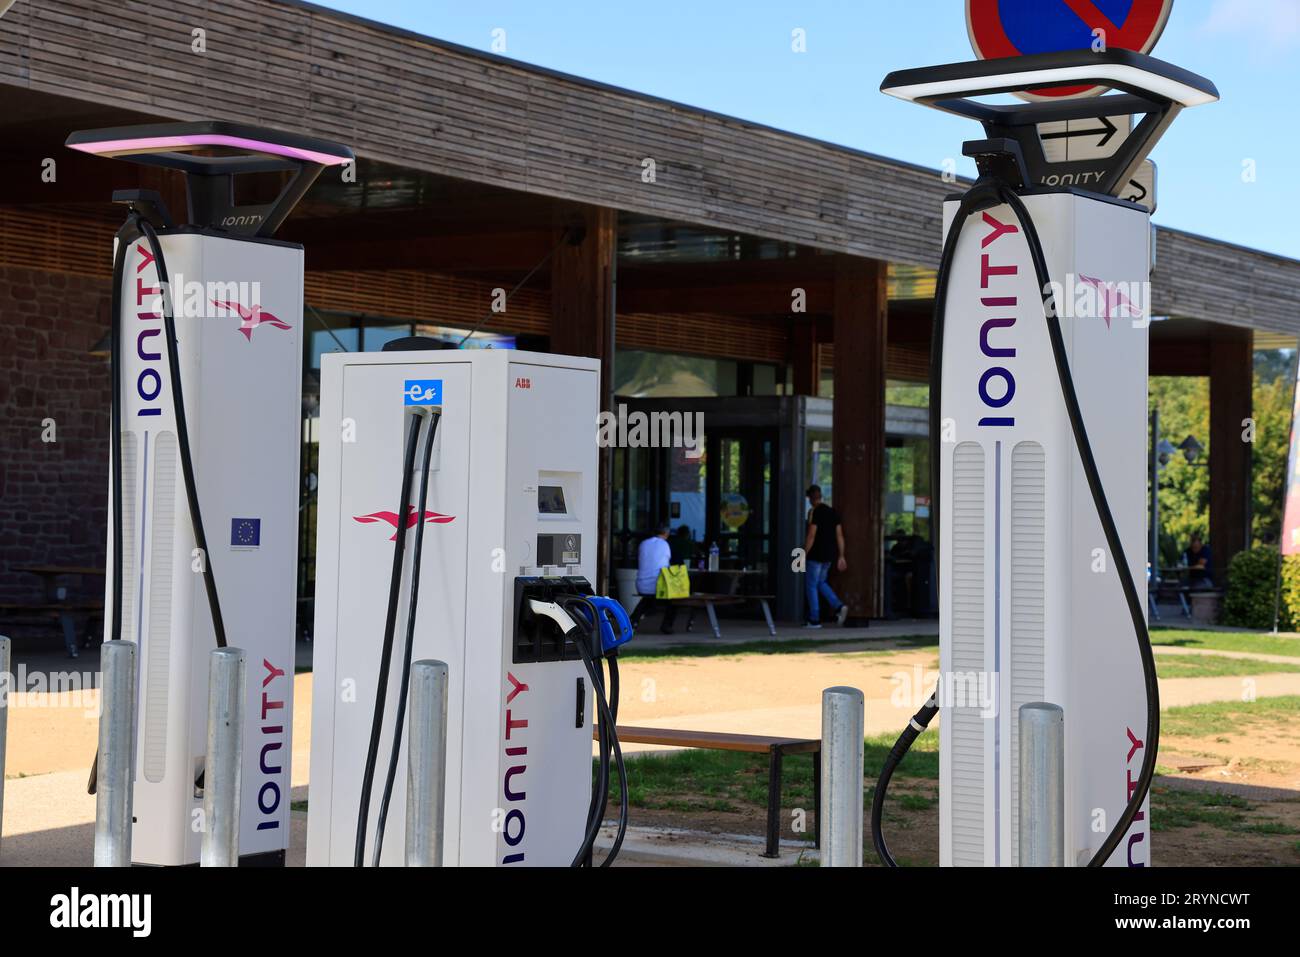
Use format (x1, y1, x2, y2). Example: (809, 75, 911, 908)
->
(353, 506, 456, 540)
(211, 299, 293, 341)
(1077, 275, 1143, 329)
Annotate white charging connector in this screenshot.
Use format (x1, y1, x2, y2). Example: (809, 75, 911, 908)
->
(527, 598, 578, 634)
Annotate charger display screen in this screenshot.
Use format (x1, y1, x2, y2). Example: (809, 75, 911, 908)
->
(538, 485, 567, 515)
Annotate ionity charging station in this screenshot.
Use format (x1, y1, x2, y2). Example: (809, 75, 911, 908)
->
(66, 122, 354, 865)
(306, 347, 628, 867)
(871, 49, 1218, 866)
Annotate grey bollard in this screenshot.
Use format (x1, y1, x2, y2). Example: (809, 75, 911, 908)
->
(0, 635, 9, 857)
(201, 647, 247, 867)
(820, 686, 865, 867)
(94, 640, 137, 867)
(1019, 701, 1065, 867)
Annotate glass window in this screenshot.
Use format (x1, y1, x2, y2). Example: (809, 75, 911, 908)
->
(310, 324, 359, 370)
(615, 349, 757, 397)
(886, 380, 930, 408)
(362, 322, 414, 352)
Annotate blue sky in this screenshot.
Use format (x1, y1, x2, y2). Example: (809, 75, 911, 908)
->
(313, 0, 1300, 260)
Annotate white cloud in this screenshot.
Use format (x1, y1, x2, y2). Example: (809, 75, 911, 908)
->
(1201, 0, 1300, 50)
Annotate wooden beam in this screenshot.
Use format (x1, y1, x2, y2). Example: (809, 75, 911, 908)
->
(1209, 329, 1253, 585)
(550, 201, 617, 589)
(303, 227, 552, 274)
(618, 259, 834, 317)
(1150, 339, 1211, 377)
(792, 317, 819, 396)
(831, 255, 888, 620)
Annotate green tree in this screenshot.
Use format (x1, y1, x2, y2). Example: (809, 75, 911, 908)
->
(1150, 376, 1210, 566)
(1252, 366, 1293, 546)
(1150, 349, 1295, 564)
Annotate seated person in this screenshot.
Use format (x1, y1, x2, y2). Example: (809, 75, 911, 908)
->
(630, 522, 678, 634)
(669, 524, 694, 566)
(1184, 534, 1213, 588)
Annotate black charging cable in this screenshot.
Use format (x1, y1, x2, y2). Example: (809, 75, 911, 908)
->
(560, 595, 629, 867)
(370, 410, 441, 865)
(90, 211, 231, 794)
(354, 412, 424, 866)
(871, 179, 1159, 869)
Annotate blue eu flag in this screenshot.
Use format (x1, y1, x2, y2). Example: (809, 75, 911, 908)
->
(231, 518, 261, 548)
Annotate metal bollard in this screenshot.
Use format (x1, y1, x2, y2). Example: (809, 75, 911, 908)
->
(0, 635, 9, 857)
(1019, 701, 1065, 867)
(94, 640, 137, 867)
(202, 647, 247, 867)
(820, 686, 865, 867)
(406, 660, 449, 867)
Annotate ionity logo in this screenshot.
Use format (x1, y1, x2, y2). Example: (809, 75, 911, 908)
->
(354, 506, 456, 540)
(210, 299, 293, 341)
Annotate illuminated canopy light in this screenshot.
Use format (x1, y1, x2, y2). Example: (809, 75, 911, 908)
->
(67, 133, 353, 167)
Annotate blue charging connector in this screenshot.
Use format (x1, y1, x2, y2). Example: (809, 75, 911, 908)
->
(578, 595, 634, 654)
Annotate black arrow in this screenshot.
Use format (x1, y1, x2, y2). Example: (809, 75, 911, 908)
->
(1041, 115, 1120, 149)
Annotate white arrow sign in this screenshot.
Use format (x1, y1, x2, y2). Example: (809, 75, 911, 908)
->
(1039, 114, 1132, 163)
(1120, 160, 1157, 212)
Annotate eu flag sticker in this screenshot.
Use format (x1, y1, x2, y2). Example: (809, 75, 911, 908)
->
(231, 517, 261, 549)
(404, 379, 443, 406)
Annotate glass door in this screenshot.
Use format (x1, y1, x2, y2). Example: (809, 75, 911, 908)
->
(705, 429, 776, 591)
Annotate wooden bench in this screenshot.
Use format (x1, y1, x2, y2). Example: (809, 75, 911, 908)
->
(607, 724, 821, 858)
(0, 600, 103, 653)
(675, 593, 777, 639)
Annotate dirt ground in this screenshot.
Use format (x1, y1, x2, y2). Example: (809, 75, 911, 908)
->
(4, 638, 1298, 866)
(610, 643, 1300, 866)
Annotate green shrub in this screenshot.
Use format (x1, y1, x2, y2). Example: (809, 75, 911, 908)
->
(1223, 546, 1300, 630)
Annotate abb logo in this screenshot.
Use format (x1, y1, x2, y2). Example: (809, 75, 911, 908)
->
(514, 377, 532, 390)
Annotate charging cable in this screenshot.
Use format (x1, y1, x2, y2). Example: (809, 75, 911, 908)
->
(354, 411, 424, 866)
(871, 178, 1159, 869)
(370, 409, 441, 865)
(90, 210, 230, 795)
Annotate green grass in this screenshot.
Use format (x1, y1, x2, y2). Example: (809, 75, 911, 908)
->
(1150, 785, 1300, 836)
(1160, 695, 1300, 738)
(617, 633, 936, 662)
(599, 729, 941, 816)
(1151, 627, 1300, 658)
(1155, 654, 1300, 679)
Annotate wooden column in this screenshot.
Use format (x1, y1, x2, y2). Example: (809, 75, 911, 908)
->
(1209, 328, 1253, 585)
(831, 255, 888, 620)
(550, 201, 617, 590)
(792, 317, 820, 396)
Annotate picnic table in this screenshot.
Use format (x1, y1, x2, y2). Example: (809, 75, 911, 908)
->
(676, 592, 777, 639)
(1, 565, 106, 656)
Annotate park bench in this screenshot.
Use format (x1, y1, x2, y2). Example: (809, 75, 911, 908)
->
(0, 600, 103, 654)
(607, 724, 821, 858)
(676, 593, 777, 639)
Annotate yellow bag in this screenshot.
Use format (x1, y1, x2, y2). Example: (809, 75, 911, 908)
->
(656, 564, 691, 600)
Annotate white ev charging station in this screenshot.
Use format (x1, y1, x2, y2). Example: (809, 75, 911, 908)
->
(306, 347, 620, 867)
(873, 50, 1218, 867)
(66, 122, 354, 865)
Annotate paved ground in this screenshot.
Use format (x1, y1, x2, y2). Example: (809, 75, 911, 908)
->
(3, 618, 1299, 866)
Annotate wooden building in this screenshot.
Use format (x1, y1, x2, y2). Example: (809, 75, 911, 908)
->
(1, 0, 1298, 622)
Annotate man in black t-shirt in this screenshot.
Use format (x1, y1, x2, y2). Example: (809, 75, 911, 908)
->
(804, 485, 848, 627)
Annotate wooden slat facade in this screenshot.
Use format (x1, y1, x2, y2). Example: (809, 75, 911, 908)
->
(1, 0, 1297, 340)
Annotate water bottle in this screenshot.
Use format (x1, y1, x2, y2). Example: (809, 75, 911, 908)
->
(708, 542, 720, 572)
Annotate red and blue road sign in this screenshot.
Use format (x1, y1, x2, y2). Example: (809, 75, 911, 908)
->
(967, 0, 1174, 97)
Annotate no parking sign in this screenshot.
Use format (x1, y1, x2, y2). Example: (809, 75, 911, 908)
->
(967, 0, 1174, 98)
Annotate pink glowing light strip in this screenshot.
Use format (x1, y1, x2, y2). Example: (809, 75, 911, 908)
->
(68, 133, 352, 167)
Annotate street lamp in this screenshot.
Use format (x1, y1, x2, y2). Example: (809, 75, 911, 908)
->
(1179, 434, 1205, 465)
